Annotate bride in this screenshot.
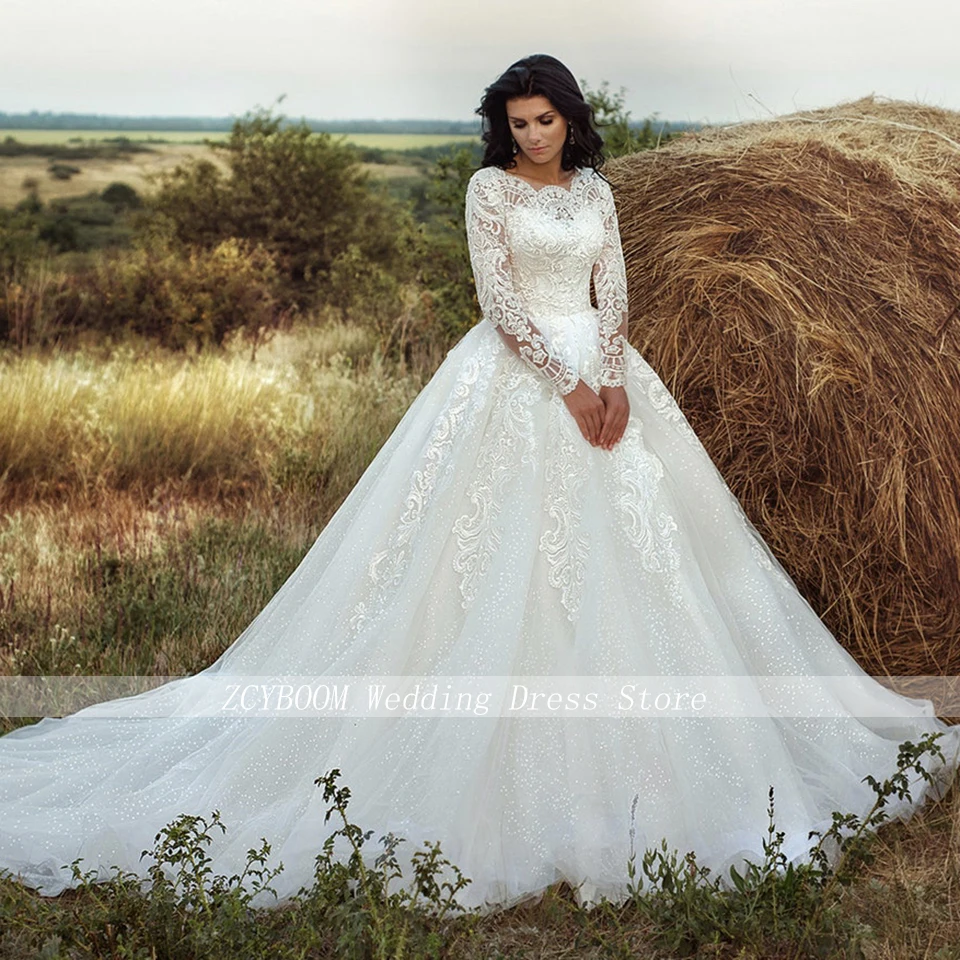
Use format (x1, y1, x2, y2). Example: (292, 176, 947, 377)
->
(1, 53, 959, 915)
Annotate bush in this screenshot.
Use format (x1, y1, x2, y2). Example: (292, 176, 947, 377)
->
(48, 162, 81, 180)
(413, 147, 479, 349)
(0, 236, 283, 349)
(101, 182, 142, 209)
(327, 243, 403, 333)
(76, 236, 282, 349)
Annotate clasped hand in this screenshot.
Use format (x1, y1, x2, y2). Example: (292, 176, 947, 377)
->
(562, 381, 629, 450)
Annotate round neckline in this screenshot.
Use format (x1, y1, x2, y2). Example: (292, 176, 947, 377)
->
(500, 166, 584, 195)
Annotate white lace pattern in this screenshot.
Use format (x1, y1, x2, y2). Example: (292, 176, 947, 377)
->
(465, 165, 628, 396)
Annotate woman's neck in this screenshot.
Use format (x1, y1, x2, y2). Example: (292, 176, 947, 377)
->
(509, 157, 573, 186)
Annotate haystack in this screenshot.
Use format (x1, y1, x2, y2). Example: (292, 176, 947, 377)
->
(607, 96, 960, 692)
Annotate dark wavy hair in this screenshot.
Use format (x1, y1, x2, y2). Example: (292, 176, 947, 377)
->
(474, 54, 607, 177)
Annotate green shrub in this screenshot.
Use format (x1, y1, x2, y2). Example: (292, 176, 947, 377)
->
(100, 182, 142, 209)
(73, 236, 281, 348)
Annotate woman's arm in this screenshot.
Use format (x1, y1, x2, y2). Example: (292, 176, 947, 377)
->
(591, 178, 628, 389)
(591, 176, 629, 451)
(465, 170, 581, 396)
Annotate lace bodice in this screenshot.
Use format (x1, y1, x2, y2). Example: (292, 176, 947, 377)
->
(464, 164, 628, 395)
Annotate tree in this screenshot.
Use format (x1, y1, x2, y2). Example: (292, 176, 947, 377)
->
(150, 102, 417, 305)
(413, 146, 479, 345)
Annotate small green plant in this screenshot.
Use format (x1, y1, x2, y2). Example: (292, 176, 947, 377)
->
(0, 783, 479, 958)
(59, 809, 284, 957)
(0, 736, 955, 957)
(583, 731, 955, 958)
(299, 768, 479, 960)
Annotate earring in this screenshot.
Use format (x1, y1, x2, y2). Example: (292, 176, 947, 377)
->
(511, 137, 519, 154)
(567, 128, 575, 144)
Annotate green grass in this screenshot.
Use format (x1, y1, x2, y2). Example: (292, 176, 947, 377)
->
(1, 130, 224, 145)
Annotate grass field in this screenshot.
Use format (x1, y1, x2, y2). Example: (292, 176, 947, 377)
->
(0, 140, 426, 206)
(0, 322, 426, 685)
(1, 129, 480, 148)
(0, 142, 228, 206)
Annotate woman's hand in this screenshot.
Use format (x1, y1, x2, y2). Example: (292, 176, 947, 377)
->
(562, 380, 606, 446)
(597, 385, 629, 450)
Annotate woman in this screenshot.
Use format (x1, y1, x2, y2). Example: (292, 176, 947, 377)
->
(0, 53, 958, 916)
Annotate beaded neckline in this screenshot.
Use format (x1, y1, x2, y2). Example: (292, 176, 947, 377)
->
(500, 166, 585, 196)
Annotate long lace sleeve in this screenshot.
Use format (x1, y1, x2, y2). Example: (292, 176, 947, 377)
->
(591, 178, 628, 388)
(465, 170, 580, 396)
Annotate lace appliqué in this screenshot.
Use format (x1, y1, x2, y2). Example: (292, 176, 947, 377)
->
(605, 419, 684, 605)
(729, 497, 795, 590)
(631, 356, 702, 449)
(464, 166, 635, 395)
(630, 354, 791, 591)
(452, 369, 541, 609)
(348, 355, 484, 637)
(538, 397, 591, 621)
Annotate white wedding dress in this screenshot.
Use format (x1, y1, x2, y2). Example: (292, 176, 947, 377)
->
(1, 164, 958, 914)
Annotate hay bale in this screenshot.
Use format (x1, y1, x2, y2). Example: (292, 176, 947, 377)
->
(608, 96, 960, 682)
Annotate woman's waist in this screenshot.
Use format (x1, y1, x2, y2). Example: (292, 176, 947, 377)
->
(522, 302, 599, 326)
(520, 307, 603, 359)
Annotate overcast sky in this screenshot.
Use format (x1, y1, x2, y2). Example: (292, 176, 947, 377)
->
(2, 0, 959, 124)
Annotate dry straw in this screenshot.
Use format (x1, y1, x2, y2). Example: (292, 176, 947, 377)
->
(607, 95, 960, 690)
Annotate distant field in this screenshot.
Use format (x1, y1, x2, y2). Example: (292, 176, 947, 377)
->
(0, 142, 229, 206)
(0, 129, 480, 149)
(0, 134, 437, 206)
(329, 132, 479, 149)
(1, 129, 230, 144)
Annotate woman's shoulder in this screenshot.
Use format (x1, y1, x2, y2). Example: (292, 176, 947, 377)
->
(466, 165, 504, 203)
(468, 165, 503, 185)
(577, 166, 608, 188)
(472, 164, 501, 175)
(578, 167, 615, 205)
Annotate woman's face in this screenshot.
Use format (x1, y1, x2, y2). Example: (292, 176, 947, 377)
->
(505, 94, 569, 167)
